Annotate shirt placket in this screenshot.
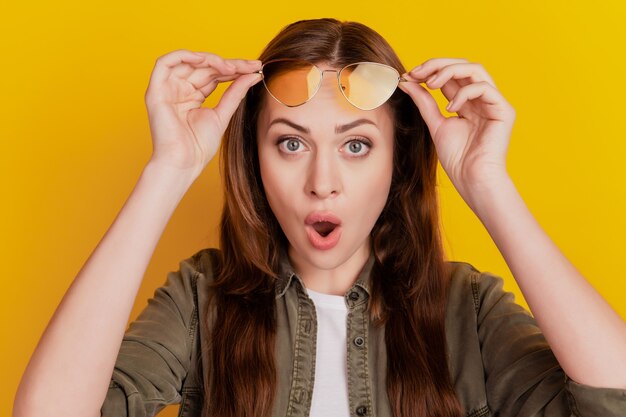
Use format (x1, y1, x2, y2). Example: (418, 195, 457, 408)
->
(282, 262, 374, 417)
(285, 282, 318, 417)
(345, 285, 373, 417)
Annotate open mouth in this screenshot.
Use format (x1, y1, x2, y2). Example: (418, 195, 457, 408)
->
(304, 212, 342, 250)
(311, 221, 338, 237)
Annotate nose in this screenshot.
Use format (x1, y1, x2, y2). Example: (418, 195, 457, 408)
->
(305, 152, 341, 199)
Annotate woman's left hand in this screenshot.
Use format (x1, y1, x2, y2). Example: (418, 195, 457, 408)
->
(398, 58, 516, 210)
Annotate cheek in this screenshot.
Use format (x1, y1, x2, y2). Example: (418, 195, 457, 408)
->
(363, 168, 392, 214)
(358, 150, 394, 219)
(258, 146, 294, 218)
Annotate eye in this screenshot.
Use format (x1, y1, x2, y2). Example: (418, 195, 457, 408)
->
(343, 138, 371, 157)
(277, 137, 307, 154)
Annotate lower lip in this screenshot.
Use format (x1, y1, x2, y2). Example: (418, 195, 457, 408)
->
(305, 225, 342, 250)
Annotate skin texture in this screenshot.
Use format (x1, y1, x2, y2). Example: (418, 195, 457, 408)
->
(256, 63, 395, 295)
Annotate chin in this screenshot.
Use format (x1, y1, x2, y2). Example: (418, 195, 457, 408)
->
(302, 252, 348, 270)
(290, 237, 367, 270)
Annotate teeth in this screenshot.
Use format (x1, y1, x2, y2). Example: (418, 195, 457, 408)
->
(312, 221, 336, 237)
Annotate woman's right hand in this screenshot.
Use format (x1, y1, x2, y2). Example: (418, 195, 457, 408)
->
(144, 49, 262, 178)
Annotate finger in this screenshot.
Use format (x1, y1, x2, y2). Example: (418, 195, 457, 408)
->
(187, 68, 239, 91)
(408, 58, 469, 80)
(158, 49, 206, 67)
(151, 50, 234, 87)
(440, 78, 462, 104)
(404, 71, 463, 105)
(189, 51, 238, 72)
(398, 80, 445, 134)
(213, 73, 263, 125)
(194, 73, 246, 98)
(425, 62, 497, 90)
(193, 71, 258, 99)
(190, 54, 260, 75)
(447, 81, 514, 120)
(186, 59, 262, 89)
(179, 54, 240, 79)
(222, 58, 263, 72)
(150, 50, 205, 84)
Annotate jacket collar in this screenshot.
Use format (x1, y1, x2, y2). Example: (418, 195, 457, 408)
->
(275, 245, 375, 298)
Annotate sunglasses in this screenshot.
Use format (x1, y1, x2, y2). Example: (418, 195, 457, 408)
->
(254, 58, 408, 111)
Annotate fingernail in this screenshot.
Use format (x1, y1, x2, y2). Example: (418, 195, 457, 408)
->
(426, 74, 437, 85)
(446, 100, 454, 111)
(411, 65, 423, 73)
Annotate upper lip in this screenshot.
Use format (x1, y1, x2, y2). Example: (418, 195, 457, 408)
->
(305, 211, 342, 226)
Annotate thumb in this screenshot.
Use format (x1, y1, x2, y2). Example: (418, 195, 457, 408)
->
(398, 80, 445, 135)
(213, 72, 262, 124)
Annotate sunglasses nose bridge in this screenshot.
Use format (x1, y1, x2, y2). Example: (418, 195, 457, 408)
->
(319, 68, 339, 84)
(317, 69, 347, 94)
(257, 61, 400, 110)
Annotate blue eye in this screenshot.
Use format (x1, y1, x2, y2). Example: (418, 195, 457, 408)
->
(344, 139, 371, 156)
(348, 141, 362, 153)
(286, 139, 300, 151)
(278, 138, 304, 153)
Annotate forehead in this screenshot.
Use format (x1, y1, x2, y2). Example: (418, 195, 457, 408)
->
(256, 61, 395, 132)
(257, 97, 394, 136)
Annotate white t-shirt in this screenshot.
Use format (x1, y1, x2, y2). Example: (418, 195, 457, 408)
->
(306, 287, 350, 417)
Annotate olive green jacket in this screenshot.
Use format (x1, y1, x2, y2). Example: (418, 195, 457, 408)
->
(101, 248, 626, 417)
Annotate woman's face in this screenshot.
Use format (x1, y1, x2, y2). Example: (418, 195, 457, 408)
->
(256, 62, 395, 275)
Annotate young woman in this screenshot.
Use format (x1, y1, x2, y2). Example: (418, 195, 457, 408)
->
(14, 18, 626, 417)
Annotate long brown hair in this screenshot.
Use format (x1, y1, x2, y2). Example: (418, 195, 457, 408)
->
(203, 18, 463, 417)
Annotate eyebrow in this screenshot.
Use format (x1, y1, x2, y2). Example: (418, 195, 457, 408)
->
(267, 117, 378, 134)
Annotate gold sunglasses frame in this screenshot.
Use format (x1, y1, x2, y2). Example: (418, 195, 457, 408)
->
(254, 58, 408, 111)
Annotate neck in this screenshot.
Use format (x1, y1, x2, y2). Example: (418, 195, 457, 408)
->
(287, 241, 370, 296)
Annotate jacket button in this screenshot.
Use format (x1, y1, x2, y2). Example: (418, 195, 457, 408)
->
(354, 336, 365, 347)
(349, 291, 360, 301)
(356, 405, 367, 416)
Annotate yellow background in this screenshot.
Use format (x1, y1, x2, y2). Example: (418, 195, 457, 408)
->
(2, 1, 625, 416)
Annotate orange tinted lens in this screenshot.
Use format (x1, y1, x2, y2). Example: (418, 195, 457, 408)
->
(339, 63, 400, 110)
(262, 60, 321, 107)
